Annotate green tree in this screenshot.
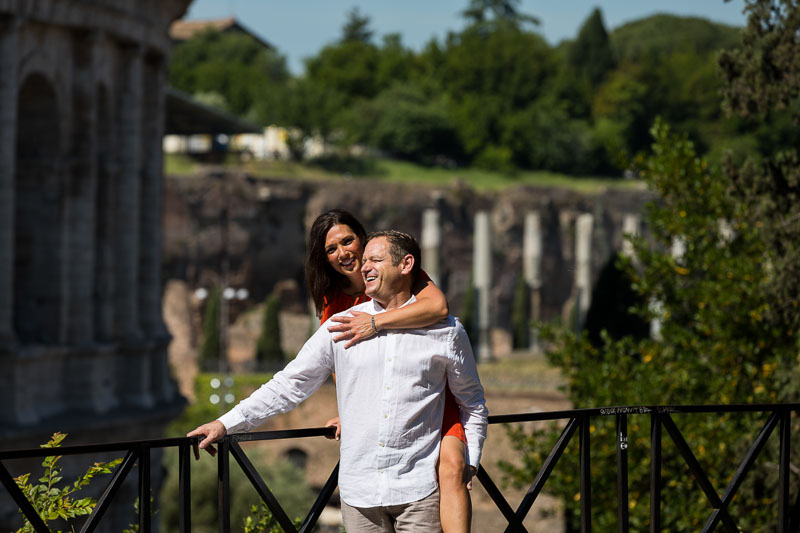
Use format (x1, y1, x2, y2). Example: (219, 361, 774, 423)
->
(718, 0, 800, 331)
(510, 275, 529, 349)
(341, 7, 374, 43)
(343, 83, 461, 164)
(503, 118, 800, 531)
(256, 293, 284, 366)
(567, 8, 616, 88)
(436, 24, 556, 165)
(304, 10, 380, 103)
(460, 0, 540, 32)
(169, 29, 289, 123)
(198, 289, 221, 372)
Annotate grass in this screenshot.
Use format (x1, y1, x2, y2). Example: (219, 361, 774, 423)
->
(478, 350, 566, 395)
(172, 153, 646, 194)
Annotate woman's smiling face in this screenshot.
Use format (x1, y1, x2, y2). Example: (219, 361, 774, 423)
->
(324, 224, 364, 277)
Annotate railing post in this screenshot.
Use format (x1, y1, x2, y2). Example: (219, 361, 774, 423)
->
(218, 438, 231, 533)
(179, 444, 191, 533)
(617, 414, 629, 533)
(779, 409, 791, 533)
(650, 412, 661, 533)
(580, 416, 592, 533)
(139, 446, 151, 533)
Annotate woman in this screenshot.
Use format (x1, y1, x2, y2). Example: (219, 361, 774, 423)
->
(305, 209, 473, 533)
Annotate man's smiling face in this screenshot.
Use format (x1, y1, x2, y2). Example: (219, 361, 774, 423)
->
(361, 236, 409, 306)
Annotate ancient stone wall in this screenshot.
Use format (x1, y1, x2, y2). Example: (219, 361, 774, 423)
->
(163, 173, 654, 339)
(0, 0, 191, 529)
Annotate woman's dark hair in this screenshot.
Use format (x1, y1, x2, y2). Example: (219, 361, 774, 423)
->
(305, 209, 368, 317)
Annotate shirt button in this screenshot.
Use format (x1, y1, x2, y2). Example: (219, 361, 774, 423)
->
(387, 357, 392, 362)
(384, 414, 388, 418)
(386, 386, 390, 390)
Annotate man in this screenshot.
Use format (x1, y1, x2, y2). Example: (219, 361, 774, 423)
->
(188, 230, 488, 532)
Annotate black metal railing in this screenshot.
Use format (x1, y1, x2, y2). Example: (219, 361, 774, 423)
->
(1, 404, 799, 533)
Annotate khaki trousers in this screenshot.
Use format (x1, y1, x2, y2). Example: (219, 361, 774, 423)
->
(340, 489, 441, 533)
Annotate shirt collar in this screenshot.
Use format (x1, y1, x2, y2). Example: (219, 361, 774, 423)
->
(370, 294, 416, 313)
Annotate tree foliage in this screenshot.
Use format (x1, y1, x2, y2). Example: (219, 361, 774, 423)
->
(256, 292, 284, 365)
(13, 433, 122, 533)
(503, 117, 800, 531)
(568, 8, 616, 88)
(500, 2, 800, 524)
(198, 289, 221, 372)
(168, 4, 751, 175)
(169, 29, 289, 124)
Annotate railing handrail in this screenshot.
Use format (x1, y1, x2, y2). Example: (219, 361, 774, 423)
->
(2, 402, 799, 459)
(2, 403, 799, 532)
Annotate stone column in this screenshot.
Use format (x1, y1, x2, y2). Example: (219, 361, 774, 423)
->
(473, 211, 492, 362)
(622, 213, 640, 259)
(421, 208, 441, 286)
(114, 43, 144, 342)
(523, 211, 543, 351)
(115, 43, 154, 408)
(0, 15, 21, 347)
(65, 31, 98, 345)
(141, 54, 174, 403)
(574, 213, 594, 332)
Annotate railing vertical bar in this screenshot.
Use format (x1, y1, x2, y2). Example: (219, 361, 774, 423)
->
(298, 462, 341, 533)
(0, 460, 50, 533)
(789, 481, 800, 533)
(139, 446, 151, 533)
(650, 412, 661, 533)
(229, 441, 296, 532)
(218, 439, 231, 533)
(81, 450, 138, 533)
(580, 416, 591, 533)
(179, 444, 191, 533)
(779, 409, 791, 533)
(617, 414, 629, 533)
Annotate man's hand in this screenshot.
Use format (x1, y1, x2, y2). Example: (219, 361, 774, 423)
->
(466, 465, 477, 490)
(324, 416, 341, 440)
(187, 421, 227, 458)
(327, 311, 375, 348)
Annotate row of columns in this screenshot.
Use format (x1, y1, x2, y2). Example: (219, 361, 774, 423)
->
(420, 208, 644, 358)
(0, 19, 174, 425)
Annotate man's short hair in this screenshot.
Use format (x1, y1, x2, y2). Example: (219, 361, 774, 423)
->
(366, 230, 421, 280)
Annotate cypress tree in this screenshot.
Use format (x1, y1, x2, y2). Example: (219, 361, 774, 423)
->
(510, 274, 530, 349)
(568, 7, 616, 88)
(256, 292, 284, 366)
(198, 289, 221, 372)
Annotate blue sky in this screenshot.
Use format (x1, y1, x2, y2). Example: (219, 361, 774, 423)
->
(184, 1, 749, 75)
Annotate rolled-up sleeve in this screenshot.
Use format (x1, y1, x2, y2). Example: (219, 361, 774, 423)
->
(218, 326, 334, 433)
(445, 321, 488, 469)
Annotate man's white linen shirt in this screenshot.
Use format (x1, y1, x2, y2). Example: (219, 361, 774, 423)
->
(217, 296, 488, 508)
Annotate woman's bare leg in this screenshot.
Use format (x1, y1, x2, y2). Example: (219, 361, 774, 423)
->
(438, 435, 471, 533)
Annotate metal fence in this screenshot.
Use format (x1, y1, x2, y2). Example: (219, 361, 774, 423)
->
(1, 403, 799, 533)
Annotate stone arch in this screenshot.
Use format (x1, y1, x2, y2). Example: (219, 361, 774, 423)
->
(14, 73, 63, 344)
(94, 82, 115, 341)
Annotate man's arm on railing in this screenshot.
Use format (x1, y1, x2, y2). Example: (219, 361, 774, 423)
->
(187, 326, 335, 456)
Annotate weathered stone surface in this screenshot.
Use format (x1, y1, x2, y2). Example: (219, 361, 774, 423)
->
(0, 0, 190, 529)
(163, 173, 654, 336)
